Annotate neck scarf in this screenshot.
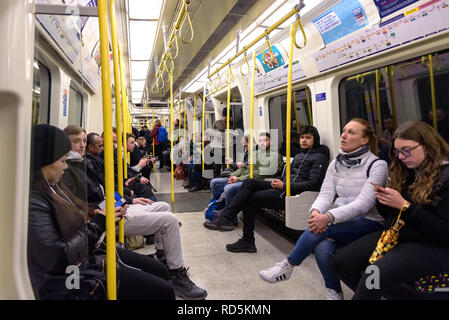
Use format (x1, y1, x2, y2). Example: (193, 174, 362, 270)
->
(335, 144, 369, 170)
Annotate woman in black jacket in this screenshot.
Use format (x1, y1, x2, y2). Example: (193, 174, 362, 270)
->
(332, 121, 449, 299)
(28, 124, 174, 300)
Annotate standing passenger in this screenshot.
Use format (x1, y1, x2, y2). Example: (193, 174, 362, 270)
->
(259, 119, 388, 300)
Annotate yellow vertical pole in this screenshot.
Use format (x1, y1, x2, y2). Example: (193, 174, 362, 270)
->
(386, 66, 398, 129)
(97, 0, 116, 300)
(375, 69, 383, 137)
(286, 23, 295, 198)
(226, 66, 232, 168)
(428, 54, 438, 131)
(118, 47, 128, 180)
(292, 91, 300, 133)
(152, 108, 155, 169)
(109, 0, 124, 245)
(249, 51, 256, 179)
(170, 71, 175, 203)
(193, 93, 197, 139)
(183, 98, 187, 152)
(202, 86, 206, 171)
(305, 87, 312, 125)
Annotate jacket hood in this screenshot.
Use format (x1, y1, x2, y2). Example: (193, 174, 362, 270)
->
(67, 150, 84, 161)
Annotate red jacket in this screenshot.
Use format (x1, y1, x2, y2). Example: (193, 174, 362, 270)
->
(150, 125, 160, 145)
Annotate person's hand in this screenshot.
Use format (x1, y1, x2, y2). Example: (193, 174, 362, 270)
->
(225, 157, 234, 164)
(125, 177, 136, 187)
(227, 176, 239, 184)
(115, 205, 127, 222)
(151, 157, 157, 164)
(140, 177, 150, 185)
(271, 179, 284, 190)
(236, 162, 244, 168)
(132, 197, 154, 205)
(308, 213, 330, 234)
(374, 186, 406, 209)
(309, 209, 320, 219)
(138, 158, 149, 167)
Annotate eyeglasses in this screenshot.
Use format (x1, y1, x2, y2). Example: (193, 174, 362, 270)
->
(392, 144, 421, 158)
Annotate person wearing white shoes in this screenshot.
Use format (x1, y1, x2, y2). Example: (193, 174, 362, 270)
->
(260, 118, 388, 300)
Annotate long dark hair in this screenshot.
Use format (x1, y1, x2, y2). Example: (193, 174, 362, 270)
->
(389, 121, 449, 204)
(31, 169, 87, 242)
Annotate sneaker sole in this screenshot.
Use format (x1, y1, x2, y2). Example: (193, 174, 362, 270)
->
(203, 222, 234, 231)
(259, 272, 290, 283)
(226, 246, 257, 253)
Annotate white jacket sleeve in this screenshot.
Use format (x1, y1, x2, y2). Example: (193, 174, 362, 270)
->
(309, 160, 337, 215)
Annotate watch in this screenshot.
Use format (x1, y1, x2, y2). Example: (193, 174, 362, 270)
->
(327, 212, 335, 225)
(402, 200, 411, 211)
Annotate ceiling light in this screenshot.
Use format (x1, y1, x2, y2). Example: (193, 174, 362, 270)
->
(132, 80, 145, 92)
(129, 0, 164, 20)
(130, 20, 157, 60)
(131, 60, 149, 80)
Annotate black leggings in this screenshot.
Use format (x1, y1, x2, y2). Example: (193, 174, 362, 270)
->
(332, 231, 449, 300)
(116, 248, 175, 300)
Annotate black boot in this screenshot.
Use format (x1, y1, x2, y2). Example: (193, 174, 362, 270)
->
(169, 267, 208, 300)
(226, 237, 257, 253)
(203, 215, 234, 231)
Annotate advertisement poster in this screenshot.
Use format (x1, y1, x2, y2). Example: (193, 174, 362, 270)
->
(374, 0, 420, 18)
(256, 45, 285, 73)
(313, 0, 369, 45)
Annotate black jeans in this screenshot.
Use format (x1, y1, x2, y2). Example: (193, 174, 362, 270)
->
(117, 247, 175, 300)
(223, 179, 284, 242)
(332, 230, 449, 300)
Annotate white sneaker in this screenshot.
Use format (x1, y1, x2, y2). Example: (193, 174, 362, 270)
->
(259, 259, 293, 283)
(325, 288, 344, 300)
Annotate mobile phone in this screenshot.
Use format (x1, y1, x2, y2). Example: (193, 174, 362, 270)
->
(136, 173, 143, 179)
(114, 192, 126, 207)
(370, 182, 384, 190)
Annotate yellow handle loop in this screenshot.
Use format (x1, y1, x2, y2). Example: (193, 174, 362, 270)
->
(167, 53, 175, 73)
(152, 81, 159, 94)
(216, 73, 223, 88)
(179, 5, 194, 44)
(293, 16, 307, 49)
(225, 66, 233, 84)
(167, 34, 179, 60)
(162, 62, 170, 82)
(262, 36, 275, 65)
(240, 53, 250, 76)
(356, 74, 364, 84)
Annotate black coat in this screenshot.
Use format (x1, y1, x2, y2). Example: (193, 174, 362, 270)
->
(376, 164, 449, 247)
(27, 191, 106, 299)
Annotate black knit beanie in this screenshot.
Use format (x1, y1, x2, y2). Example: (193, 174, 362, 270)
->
(31, 124, 72, 172)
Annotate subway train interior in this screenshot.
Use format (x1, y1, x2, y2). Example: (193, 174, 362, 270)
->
(1, 0, 449, 303)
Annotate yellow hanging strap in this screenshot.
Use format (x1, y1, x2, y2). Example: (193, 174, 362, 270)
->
(179, 1, 194, 44)
(97, 0, 116, 300)
(249, 51, 257, 178)
(375, 69, 383, 137)
(285, 23, 295, 198)
(167, 32, 179, 60)
(262, 35, 275, 65)
(240, 52, 250, 77)
(292, 91, 300, 133)
(226, 65, 232, 168)
(386, 66, 398, 129)
(202, 86, 206, 171)
(422, 55, 438, 131)
(293, 14, 307, 49)
(109, 0, 125, 245)
(169, 70, 175, 203)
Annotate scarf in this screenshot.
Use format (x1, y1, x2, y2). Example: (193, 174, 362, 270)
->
(335, 144, 369, 171)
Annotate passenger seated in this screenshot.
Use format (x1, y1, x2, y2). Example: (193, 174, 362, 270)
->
(259, 118, 388, 300)
(185, 133, 205, 192)
(423, 107, 449, 143)
(204, 126, 330, 254)
(378, 115, 396, 163)
(127, 133, 156, 180)
(63, 126, 208, 300)
(332, 120, 449, 300)
(28, 124, 175, 300)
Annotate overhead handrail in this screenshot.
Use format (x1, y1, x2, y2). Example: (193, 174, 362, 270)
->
(208, 4, 303, 79)
(422, 54, 438, 130)
(109, 0, 125, 245)
(240, 52, 250, 77)
(179, 2, 194, 44)
(205, 83, 227, 97)
(97, 0, 117, 300)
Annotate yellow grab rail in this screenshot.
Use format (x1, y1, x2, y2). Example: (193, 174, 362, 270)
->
(118, 48, 128, 180)
(208, 5, 301, 79)
(375, 69, 383, 137)
(183, 98, 187, 152)
(109, 0, 125, 245)
(226, 65, 232, 168)
(193, 93, 197, 140)
(386, 65, 398, 129)
(97, 0, 117, 300)
(179, 2, 194, 44)
(240, 52, 250, 77)
(422, 54, 437, 130)
(152, 108, 155, 169)
(285, 23, 295, 198)
(293, 16, 307, 49)
(167, 33, 179, 60)
(262, 36, 275, 65)
(201, 86, 206, 171)
(292, 91, 300, 133)
(249, 51, 256, 178)
(305, 87, 312, 125)
(170, 70, 175, 203)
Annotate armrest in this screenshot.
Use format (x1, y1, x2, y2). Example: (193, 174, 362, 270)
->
(285, 191, 319, 231)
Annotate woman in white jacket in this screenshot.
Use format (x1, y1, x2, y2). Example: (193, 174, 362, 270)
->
(260, 118, 388, 300)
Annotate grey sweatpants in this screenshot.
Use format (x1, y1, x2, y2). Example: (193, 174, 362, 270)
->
(124, 202, 184, 270)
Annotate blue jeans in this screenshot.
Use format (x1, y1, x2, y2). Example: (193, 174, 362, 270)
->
(222, 182, 242, 207)
(287, 216, 382, 292)
(187, 162, 202, 187)
(210, 177, 228, 200)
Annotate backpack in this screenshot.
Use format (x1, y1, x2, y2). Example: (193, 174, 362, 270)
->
(204, 198, 218, 221)
(125, 235, 145, 250)
(175, 163, 186, 180)
(158, 126, 168, 143)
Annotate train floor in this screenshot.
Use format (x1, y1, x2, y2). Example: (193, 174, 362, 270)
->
(134, 165, 353, 300)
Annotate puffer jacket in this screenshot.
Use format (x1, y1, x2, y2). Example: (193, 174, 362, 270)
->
(27, 191, 105, 299)
(233, 147, 283, 181)
(311, 149, 388, 224)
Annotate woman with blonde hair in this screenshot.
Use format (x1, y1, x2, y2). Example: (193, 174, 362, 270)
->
(332, 120, 449, 299)
(260, 118, 388, 300)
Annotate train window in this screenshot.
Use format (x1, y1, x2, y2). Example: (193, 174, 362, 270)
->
(32, 60, 51, 124)
(339, 49, 449, 163)
(268, 88, 313, 157)
(68, 85, 84, 127)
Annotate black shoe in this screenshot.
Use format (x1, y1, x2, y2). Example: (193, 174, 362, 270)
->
(147, 249, 167, 265)
(145, 235, 155, 245)
(203, 216, 234, 231)
(226, 238, 257, 253)
(188, 185, 202, 192)
(169, 267, 208, 300)
(184, 184, 193, 189)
